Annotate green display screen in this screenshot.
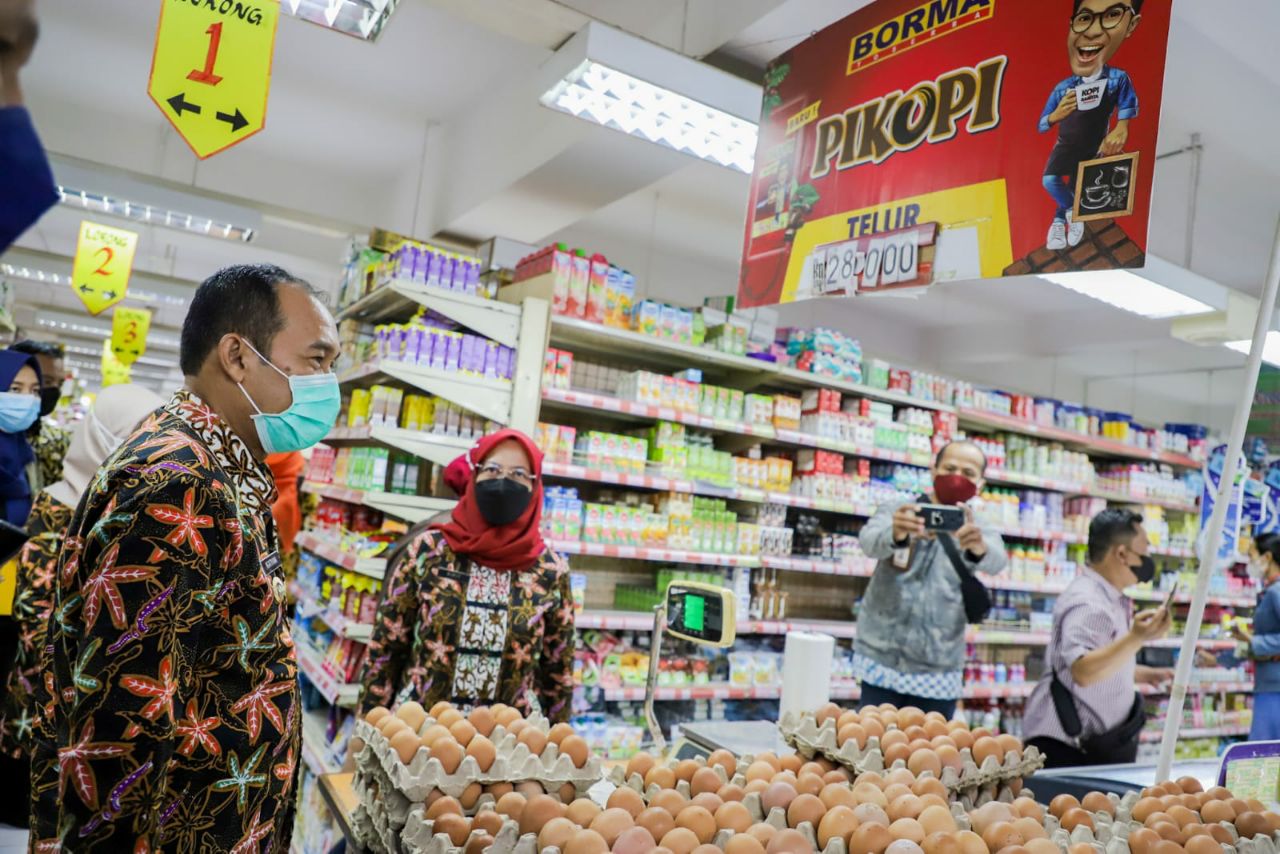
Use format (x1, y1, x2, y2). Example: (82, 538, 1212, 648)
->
(684, 594, 706, 631)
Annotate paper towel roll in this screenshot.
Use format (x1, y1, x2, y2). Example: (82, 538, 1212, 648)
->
(779, 631, 835, 719)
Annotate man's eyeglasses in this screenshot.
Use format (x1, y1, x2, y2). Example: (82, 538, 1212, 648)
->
(475, 462, 537, 486)
(1071, 3, 1134, 33)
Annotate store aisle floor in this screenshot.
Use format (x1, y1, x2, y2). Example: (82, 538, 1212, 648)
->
(0, 824, 27, 852)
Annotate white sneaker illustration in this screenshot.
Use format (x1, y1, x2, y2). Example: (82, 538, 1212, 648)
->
(1066, 212, 1085, 247)
(1047, 219, 1067, 251)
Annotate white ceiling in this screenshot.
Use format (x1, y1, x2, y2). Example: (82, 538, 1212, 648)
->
(4, 0, 1276, 429)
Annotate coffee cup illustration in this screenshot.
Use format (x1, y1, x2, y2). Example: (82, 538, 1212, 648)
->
(1075, 80, 1105, 111)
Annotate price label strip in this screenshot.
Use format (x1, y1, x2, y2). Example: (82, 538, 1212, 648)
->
(809, 222, 939, 297)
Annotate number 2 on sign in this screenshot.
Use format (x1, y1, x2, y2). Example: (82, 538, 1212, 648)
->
(92, 247, 114, 276)
(188, 22, 224, 85)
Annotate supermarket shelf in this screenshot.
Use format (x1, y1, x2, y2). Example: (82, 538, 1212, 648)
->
(774, 427, 932, 467)
(550, 540, 760, 569)
(1130, 588, 1255, 609)
(997, 528, 1084, 544)
(760, 555, 877, 577)
(340, 358, 512, 424)
(296, 532, 387, 579)
(1140, 725, 1250, 743)
(295, 637, 360, 708)
(324, 424, 473, 468)
(986, 469, 1199, 513)
(770, 367, 955, 413)
(338, 279, 522, 347)
(302, 710, 342, 776)
(958, 408, 1202, 468)
(292, 582, 374, 643)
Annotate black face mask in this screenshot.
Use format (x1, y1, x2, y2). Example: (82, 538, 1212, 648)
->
(38, 386, 60, 417)
(1129, 554, 1156, 584)
(474, 478, 533, 526)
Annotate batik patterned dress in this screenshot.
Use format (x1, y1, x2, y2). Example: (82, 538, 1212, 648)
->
(359, 530, 575, 721)
(28, 390, 300, 853)
(0, 490, 72, 759)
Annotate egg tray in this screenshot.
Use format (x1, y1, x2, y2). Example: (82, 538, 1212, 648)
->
(357, 764, 410, 854)
(779, 711, 1045, 797)
(1048, 790, 1280, 854)
(356, 717, 604, 802)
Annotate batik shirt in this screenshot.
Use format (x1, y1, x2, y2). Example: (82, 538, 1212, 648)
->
(29, 389, 300, 854)
(30, 419, 72, 491)
(359, 530, 575, 722)
(0, 489, 73, 759)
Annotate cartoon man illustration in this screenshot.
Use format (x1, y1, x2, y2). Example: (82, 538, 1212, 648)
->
(1039, 0, 1142, 250)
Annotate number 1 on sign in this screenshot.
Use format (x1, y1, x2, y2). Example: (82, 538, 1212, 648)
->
(188, 22, 224, 85)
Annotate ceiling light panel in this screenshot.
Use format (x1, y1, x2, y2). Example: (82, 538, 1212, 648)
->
(283, 0, 399, 40)
(58, 186, 255, 242)
(1041, 270, 1214, 319)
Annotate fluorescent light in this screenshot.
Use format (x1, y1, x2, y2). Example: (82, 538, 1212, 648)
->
(57, 186, 255, 242)
(35, 316, 180, 351)
(538, 23, 762, 174)
(282, 0, 399, 40)
(542, 60, 757, 173)
(1041, 270, 1214, 319)
(1225, 332, 1280, 366)
(1, 264, 186, 308)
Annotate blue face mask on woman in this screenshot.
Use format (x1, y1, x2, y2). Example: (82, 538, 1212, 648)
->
(0, 392, 40, 434)
(235, 339, 340, 454)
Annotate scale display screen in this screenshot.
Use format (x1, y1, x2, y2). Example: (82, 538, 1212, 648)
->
(665, 582, 735, 647)
(1220, 741, 1280, 808)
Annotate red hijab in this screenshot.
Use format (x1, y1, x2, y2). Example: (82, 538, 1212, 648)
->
(433, 428, 546, 571)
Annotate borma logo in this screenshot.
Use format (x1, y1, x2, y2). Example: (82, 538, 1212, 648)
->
(848, 0, 995, 75)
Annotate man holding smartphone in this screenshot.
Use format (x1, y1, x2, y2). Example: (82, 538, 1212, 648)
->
(854, 440, 1008, 717)
(1022, 508, 1173, 767)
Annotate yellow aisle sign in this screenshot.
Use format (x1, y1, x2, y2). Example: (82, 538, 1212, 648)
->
(111, 307, 153, 366)
(147, 0, 280, 159)
(71, 221, 138, 315)
(101, 339, 132, 387)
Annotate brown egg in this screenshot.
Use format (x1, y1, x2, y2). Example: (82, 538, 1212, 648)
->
(931, 745, 961, 774)
(916, 805, 955, 836)
(1060, 809, 1095, 833)
(756, 752, 783, 772)
(607, 787, 645, 819)
(762, 782, 799, 816)
(863, 717, 887, 740)
(436, 707, 463, 728)
(471, 809, 505, 837)
(588, 807, 633, 846)
(995, 734, 1022, 760)
(1245, 798, 1268, 813)
(788, 793, 827, 829)
(907, 752, 942, 778)
(637, 807, 677, 842)
(887, 842, 926, 854)
(881, 730, 909, 751)
(1132, 798, 1166, 824)
(647, 766, 677, 790)
(1204, 787, 1232, 800)
(884, 744, 912, 767)
(825, 769, 853, 786)
(796, 772, 825, 798)
(707, 800, 748, 834)
(429, 699, 454, 717)
(854, 771, 885, 788)
(1205, 825, 1234, 845)
(981, 823, 1024, 853)
(546, 721, 574, 745)
(611, 826, 659, 854)
(913, 778, 949, 801)
(800, 761, 826, 779)
(854, 804, 892, 828)
(461, 734, 495, 772)
(815, 804, 858, 846)
(651, 789, 689, 815)
(380, 716, 408, 737)
(888, 795, 924, 823)
(1145, 813, 1175, 830)
(495, 705, 522, 727)
(520, 794, 565, 836)
(955, 830, 989, 854)
(1127, 828, 1161, 854)
(725, 835, 768, 854)
(745, 760, 776, 783)
(419, 723, 450, 749)
(923, 832, 963, 854)
(432, 814, 471, 846)
(460, 782, 484, 809)
(950, 729, 975, 752)
(1150, 822, 1183, 844)
(558, 782, 577, 804)
(1236, 812, 1271, 839)
(688, 766, 721, 797)
(821, 783, 857, 811)
(666, 759, 696, 784)
(515, 780, 546, 798)
(1199, 803, 1236, 827)
(538, 818, 578, 851)
(841, 723, 871, 749)
(1184, 835, 1222, 854)
(815, 702, 843, 727)
(425, 796, 462, 820)
(1227, 799, 1252, 819)
(389, 729, 420, 765)
(1011, 818, 1047, 841)
(890, 818, 926, 845)
(676, 805, 717, 844)
(707, 749, 737, 777)
(431, 737, 464, 774)
(854, 783, 890, 808)
(1048, 794, 1081, 820)
(779, 754, 804, 774)
(560, 734, 590, 768)
(972, 737, 1002, 767)
(971, 802, 1016, 834)
(767, 828, 815, 854)
(564, 829, 610, 854)
(660, 827, 702, 854)
(850, 822, 895, 854)
(1166, 806, 1198, 828)
(365, 706, 390, 726)
(885, 768, 916, 788)
(486, 781, 513, 798)
(1080, 792, 1113, 816)
(1011, 799, 1043, 822)
(1180, 823, 1207, 840)
(626, 752, 657, 780)
(494, 791, 527, 820)
(919, 796, 948, 814)
(1149, 842, 1183, 854)
(720, 784, 747, 802)
(691, 793, 723, 814)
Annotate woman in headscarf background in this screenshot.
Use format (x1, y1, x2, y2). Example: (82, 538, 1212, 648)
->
(1236, 532, 1280, 741)
(0, 382, 163, 828)
(0, 349, 42, 526)
(358, 428, 576, 720)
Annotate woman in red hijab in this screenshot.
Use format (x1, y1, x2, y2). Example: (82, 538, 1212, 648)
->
(358, 428, 576, 720)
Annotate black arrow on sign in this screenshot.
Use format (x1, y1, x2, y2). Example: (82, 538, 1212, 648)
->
(102, 290, 117, 300)
(216, 109, 249, 133)
(78, 284, 93, 294)
(167, 93, 201, 116)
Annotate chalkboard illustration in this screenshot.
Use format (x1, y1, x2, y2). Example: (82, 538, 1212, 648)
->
(1073, 151, 1138, 221)
(1038, 0, 1143, 250)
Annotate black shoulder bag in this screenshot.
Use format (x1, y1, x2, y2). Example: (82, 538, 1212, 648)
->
(936, 533, 993, 624)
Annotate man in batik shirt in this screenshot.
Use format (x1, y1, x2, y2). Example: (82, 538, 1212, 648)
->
(29, 265, 340, 852)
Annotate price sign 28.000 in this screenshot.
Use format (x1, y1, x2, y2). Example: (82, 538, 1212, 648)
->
(811, 222, 939, 298)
